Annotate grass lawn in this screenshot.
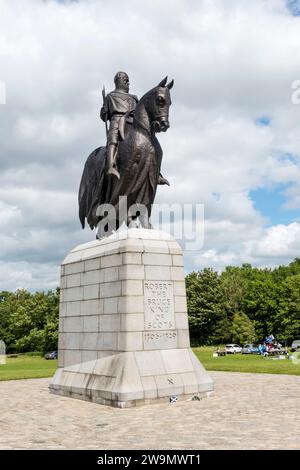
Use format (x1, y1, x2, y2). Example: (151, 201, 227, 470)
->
(0, 348, 300, 381)
(194, 346, 300, 376)
(0, 355, 57, 381)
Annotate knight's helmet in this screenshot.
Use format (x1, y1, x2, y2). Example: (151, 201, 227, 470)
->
(0, 340, 6, 365)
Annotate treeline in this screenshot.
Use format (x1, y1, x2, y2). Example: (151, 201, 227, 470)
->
(186, 258, 300, 345)
(0, 289, 59, 353)
(0, 259, 300, 353)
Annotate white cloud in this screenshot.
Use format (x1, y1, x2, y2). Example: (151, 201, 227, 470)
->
(245, 222, 300, 258)
(0, 260, 60, 292)
(1, 0, 300, 290)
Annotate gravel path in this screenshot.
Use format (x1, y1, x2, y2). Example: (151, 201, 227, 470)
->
(0, 371, 299, 449)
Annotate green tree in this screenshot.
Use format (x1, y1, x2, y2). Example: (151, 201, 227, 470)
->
(0, 289, 59, 353)
(221, 267, 246, 319)
(232, 312, 256, 344)
(186, 268, 226, 344)
(242, 274, 279, 340)
(272, 258, 300, 282)
(209, 315, 232, 344)
(274, 274, 300, 343)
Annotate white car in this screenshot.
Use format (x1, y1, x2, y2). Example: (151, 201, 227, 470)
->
(291, 340, 300, 352)
(225, 344, 242, 354)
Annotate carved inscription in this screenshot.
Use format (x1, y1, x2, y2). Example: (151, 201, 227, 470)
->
(143, 331, 177, 350)
(144, 281, 175, 330)
(144, 331, 177, 342)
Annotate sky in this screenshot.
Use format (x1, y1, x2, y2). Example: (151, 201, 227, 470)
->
(1, 0, 300, 291)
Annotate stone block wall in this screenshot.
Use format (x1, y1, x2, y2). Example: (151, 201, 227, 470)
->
(58, 229, 190, 368)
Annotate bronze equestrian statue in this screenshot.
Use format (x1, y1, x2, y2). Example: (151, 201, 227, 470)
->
(78, 74, 174, 238)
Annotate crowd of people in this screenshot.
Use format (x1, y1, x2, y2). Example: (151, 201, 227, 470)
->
(258, 335, 287, 356)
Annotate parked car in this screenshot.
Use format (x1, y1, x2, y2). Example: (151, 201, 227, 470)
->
(45, 351, 58, 360)
(225, 344, 242, 354)
(242, 344, 259, 354)
(291, 340, 300, 352)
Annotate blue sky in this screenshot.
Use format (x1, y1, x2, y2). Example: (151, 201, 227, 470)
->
(251, 117, 300, 226)
(250, 185, 300, 225)
(286, 0, 300, 15)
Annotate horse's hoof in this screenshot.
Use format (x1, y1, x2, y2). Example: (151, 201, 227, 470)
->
(107, 168, 120, 179)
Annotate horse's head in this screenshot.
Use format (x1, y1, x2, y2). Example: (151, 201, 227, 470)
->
(143, 76, 174, 133)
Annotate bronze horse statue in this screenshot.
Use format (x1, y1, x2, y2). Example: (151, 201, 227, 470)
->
(78, 76, 174, 238)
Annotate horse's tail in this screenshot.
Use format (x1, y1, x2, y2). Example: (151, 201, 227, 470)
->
(78, 146, 106, 230)
(78, 173, 88, 229)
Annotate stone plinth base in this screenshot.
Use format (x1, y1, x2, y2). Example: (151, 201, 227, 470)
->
(50, 348, 213, 408)
(49, 228, 213, 407)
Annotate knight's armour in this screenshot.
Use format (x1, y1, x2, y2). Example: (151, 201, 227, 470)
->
(101, 91, 138, 146)
(101, 91, 138, 123)
(108, 91, 137, 119)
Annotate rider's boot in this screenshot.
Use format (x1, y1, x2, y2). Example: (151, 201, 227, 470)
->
(107, 144, 120, 179)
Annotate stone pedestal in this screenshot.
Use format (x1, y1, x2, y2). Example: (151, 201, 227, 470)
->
(49, 228, 213, 407)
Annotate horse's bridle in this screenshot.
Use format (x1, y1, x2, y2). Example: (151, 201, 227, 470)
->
(151, 114, 170, 133)
(133, 107, 170, 135)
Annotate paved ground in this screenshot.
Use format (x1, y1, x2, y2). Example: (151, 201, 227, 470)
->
(0, 371, 299, 450)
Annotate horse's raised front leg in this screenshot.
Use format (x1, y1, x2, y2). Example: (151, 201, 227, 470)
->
(139, 205, 152, 229)
(127, 211, 152, 229)
(127, 215, 139, 228)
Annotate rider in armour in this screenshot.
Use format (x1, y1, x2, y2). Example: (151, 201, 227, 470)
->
(100, 71, 138, 179)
